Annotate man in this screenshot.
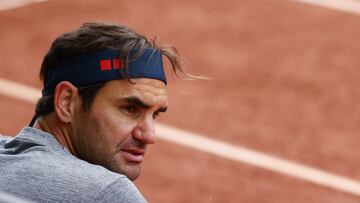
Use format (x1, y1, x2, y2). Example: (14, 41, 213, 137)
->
(0, 22, 192, 202)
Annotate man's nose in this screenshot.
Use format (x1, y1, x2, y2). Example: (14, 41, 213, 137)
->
(133, 116, 156, 144)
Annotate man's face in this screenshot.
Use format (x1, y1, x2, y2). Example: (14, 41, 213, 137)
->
(71, 78, 168, 180)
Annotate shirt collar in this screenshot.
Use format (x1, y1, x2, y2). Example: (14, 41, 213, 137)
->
(17, 126, 68, 151)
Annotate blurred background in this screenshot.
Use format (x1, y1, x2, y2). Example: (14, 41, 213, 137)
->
(1, 0, 360, 202)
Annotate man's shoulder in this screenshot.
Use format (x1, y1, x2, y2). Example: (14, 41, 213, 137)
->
(16, 138, 127, 190)
(0, 128, 146, 202)
(3, 152, 145, 202)
(48, 151, 126, 188)
(43, 152, 146, 202)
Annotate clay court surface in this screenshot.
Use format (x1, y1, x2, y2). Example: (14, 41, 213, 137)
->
(1, 0, 360, 202)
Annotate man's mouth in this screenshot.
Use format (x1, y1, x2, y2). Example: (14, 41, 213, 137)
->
(121, 148, 145, 163)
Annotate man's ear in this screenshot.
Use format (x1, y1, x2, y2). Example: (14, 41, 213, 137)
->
(54, 81, 78, 123)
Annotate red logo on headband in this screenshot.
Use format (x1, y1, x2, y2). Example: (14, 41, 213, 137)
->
(100, 59, 124, 71)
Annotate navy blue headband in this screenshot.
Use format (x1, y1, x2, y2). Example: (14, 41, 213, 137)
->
(42, 48, 166, 96)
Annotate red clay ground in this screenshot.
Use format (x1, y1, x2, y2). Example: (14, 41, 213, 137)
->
(1, 0, 360, 202)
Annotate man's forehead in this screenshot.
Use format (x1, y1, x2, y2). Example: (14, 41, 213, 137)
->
(104, 79, 168, 106)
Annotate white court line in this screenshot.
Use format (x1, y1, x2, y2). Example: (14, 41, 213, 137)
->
(292, 0, 360, 15)
(0, 0, 47, 11)
(1, 78, 360, 196)
(0, 79, 41, 103)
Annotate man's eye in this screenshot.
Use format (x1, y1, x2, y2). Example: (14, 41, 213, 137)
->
(121, 105, 140, 115)
(153, 111, 162, 119)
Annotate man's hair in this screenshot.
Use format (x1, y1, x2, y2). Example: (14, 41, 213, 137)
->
(34, 22, 191, 120)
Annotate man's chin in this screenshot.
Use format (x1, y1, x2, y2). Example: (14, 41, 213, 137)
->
(122, 166, 141, 181)
(110, 161, 142, 181)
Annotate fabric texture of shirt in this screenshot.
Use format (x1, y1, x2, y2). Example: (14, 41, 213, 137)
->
(0, 127, 147, 203)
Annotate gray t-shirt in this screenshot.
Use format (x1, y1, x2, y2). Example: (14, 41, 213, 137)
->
(0, 127, 147, 203)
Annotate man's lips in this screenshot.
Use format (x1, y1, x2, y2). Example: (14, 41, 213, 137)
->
(121, 148, 145, 163)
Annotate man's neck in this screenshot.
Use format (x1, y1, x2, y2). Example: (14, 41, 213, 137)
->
(33, 115, 78, 156)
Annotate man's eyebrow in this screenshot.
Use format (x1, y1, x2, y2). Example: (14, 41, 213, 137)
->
(124, 97, 151, 108)
(123, 96, 168, 112)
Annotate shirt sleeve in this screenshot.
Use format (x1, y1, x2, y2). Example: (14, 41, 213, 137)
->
(93, 177, 147, 203)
